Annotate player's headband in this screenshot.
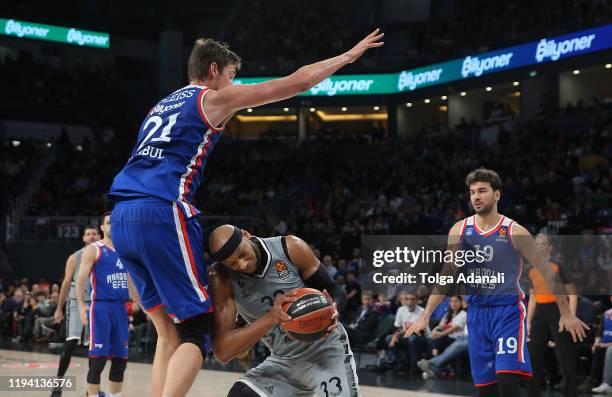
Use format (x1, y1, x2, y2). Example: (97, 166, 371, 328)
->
(211, 226, 243, 262)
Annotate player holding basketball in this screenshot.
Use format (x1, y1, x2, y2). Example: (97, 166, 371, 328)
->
(405, 168, 588, 397)
(76, 212, 130, 397)
(107, 29, 383, 397)
(51, 224, 100, 397)
(208, 225, 358, 397)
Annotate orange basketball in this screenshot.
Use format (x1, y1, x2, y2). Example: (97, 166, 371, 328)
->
(280, 288, 337, 342)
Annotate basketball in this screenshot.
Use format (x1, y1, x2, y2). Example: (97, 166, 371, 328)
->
(280, 288, 337, 342)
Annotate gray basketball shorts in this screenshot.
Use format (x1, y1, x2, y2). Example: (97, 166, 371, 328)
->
(66, 299, 88, 343)
(237, 327, 360, 397)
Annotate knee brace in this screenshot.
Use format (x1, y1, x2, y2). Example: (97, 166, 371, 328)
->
(86, 358, 106, 385)
(227, 381, 260, 397)
(176, 313, 212, 359)
(109, 358, 127, 383)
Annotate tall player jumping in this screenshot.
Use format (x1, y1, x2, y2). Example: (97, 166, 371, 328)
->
(76, 212, 131, 397)
(208, 225, 356, 397)
(107, 29, 383, 396)
(51, 224, 100, 397)
(405, 168, 588, 397)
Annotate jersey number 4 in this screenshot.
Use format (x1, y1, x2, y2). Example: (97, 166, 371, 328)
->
(136, 113, 180, 152)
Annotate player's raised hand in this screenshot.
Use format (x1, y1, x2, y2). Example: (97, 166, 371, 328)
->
(269, 290, 297, 324)
(404, 314, 429, 338)
(559, 313, 589, 342)
(345, 28, 384, 64)
(79, 305, 89, 326)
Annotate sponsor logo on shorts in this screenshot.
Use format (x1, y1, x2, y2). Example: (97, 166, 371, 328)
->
(276, 261, 290, 281)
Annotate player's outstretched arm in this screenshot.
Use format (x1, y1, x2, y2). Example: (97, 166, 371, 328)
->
(204, 29, 384, 127)
(512, 224, 589, 342)
(54, 253, 76, 323)
(405, 220, 464, 338)
(75, 244, 96, 326)
(209, 264, 296, 364)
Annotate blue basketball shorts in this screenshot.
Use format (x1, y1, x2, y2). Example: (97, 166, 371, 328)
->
(88, 300, 129, 359)
(467, 302, 532, 387)
(111, 198, 212, 322)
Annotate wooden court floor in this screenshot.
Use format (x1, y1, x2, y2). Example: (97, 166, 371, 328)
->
(0, 349, 463, 397)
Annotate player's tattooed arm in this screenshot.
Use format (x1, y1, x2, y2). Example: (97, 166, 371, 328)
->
(209, 264, 295, 364)
(54, 253, 76, 323)
(203, 29, 384, 127)
(512, 223, 589, 342)
(75, 244, 97, 326)
(405, 220, 463, 338)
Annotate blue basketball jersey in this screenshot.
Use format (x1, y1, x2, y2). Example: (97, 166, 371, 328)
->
(108, 85, 223, 217)
(89, 241, 129, 302)
(603, 308, 612, 343)
(459, 215, 524, 307)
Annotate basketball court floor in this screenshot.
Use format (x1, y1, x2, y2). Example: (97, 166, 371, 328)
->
(0, 348, 463, 397)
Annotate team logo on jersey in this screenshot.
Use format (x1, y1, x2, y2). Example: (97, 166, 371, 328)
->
(116, 259, 124, 269)
(276, 261, 290, 281)
(236, 279, 250, 298)
(496, 228, 508, 242)
(465, 227, 473, 236)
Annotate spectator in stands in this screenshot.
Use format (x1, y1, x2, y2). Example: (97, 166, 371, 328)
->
(345, 272, 362, 319)
(386, 292, 431, 375)
(344, 291, 379, 348)
(323, 255, 337, 278)
(586, 296, 612, 394)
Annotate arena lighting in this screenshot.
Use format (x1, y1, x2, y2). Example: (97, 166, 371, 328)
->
(424, 99, 430, 103)
(283, 107, 290, 112)
(460, 91, 467, 96)
(406, 102, 413, 107)
(438, 105, 448, 112)
(315, 110, 387, 121)
(529, 70, 538, 77)
(309, 107, 316, 112)
(607, 63, 612, 69)
(46, 143, 52, 148)
(373, 106, 380, 111)
(11, 140, 20, 147)
(486, 86, 493, 92)
(341, 107, 348, 111)
(246, 108, 253, 112)
(235, 115, 298, 122)
(513, 81, 520, 86)
(572, 69, 581, 75)
(76, 145, 83, 151)
(441, 95, 447, 100)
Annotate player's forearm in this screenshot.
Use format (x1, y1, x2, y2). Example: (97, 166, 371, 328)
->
(214, 314, 277, 364)
(57, 280, 71, 309)
(422, 294, 445, 318)
(75, 275, 87, 309)
(569, 294, 577, 316)
(297, 52, 352, 91)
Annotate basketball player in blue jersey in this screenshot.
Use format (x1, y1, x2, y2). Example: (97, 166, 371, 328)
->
(76, 212, 131, 397)
(405, 168, 588, 397)
(107, 29, 383, 397)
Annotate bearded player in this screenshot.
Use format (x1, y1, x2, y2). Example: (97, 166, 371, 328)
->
(107, 30, 382, 397)
(208, 225, 358, 397)
(405, 168, 588, 397)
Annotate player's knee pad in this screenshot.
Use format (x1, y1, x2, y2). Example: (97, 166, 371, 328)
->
(109, 358, 127, 383)
(226, 381, 260, 397)
(176, 313, 212, 359)
(86, 358, 106, 385)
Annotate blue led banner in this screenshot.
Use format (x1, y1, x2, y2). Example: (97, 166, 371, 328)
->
(235, 24, 612, 96)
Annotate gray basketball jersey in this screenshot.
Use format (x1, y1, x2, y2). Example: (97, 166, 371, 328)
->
(227, 236, 333, 358)
(68, 247, 90, 302)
